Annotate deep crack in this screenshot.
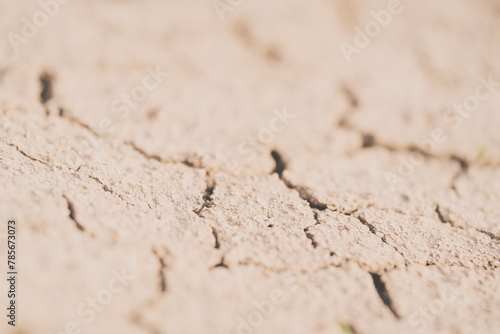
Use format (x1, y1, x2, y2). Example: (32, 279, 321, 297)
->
(370, 272, 400, 319)
(63, 195, 85, 232)
(270, 150, 328, 248)
(270, 150, 328, 211)
(271, 149, 286, 178)
(195, 171, 215, 216)
(304, 228, 318, 248)
(212, 257, 228, 269)
(356, 215, 377, 235)
(362, 133, 375, 148)
(293, 187, 328, 211)
(435, 205, 451, 225)
(39, 71, 54, 105)
(212, 227, 221, 249)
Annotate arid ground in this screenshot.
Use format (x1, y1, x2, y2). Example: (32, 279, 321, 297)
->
(1, 0, 500, 333)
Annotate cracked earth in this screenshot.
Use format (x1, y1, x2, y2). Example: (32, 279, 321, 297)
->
(1, 1, 500, 334)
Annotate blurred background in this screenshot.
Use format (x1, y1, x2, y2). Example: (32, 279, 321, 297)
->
(1, 0, 499, 171)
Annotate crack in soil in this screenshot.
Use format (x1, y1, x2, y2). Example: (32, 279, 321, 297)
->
(194, 171, 215, 216)
(59, 107, 101, 137)
(53, 106, 206, 171)
(84, 174, 134, 206)
(236, 259, 343, 274)
(39, 71, 54, 107)
(152, 247, 168, 293)
(337, 87, 483, 175)
(5, 142, 50, 167)
(212, 256, 229, 269)
(369, 272, 400, 319)
(212, 227, 221, 249)
(355, 214, 409, 266)
(303, 227, 319, 248)
(270, 149, 328, 250)
(270, 150, 327, 211)
(126, 141, 201, 169)
(271, 149, 286, 177)
(63, 195, 85, 232)
(87, 175, 114, 194)
(435, 204, 500, 242)
(355, 215, 377, 235)
(127, 141, 162, 162)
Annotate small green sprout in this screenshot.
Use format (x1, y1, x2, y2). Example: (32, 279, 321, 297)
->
(340, 324, 354, 334)
(477, 146, 487, 161)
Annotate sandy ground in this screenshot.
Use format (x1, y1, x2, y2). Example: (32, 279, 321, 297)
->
(1, 0, 500, 333)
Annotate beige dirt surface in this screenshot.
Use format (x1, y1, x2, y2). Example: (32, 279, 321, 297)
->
(1, 1, 500, 334)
